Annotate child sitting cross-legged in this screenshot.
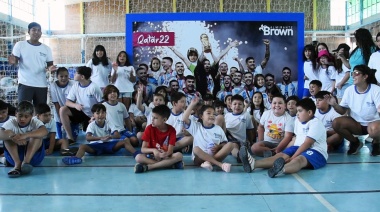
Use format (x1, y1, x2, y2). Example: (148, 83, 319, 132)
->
(134, 105, 184, 173)
(183, 97, 233, 172)
(240, 98, 328, 178)
(62, 104, 136, 165)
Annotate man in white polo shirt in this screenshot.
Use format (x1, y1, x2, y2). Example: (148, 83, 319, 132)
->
(8, 22, 57, 106)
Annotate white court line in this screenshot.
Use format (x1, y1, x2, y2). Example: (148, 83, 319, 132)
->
(292, 173, 338, 212)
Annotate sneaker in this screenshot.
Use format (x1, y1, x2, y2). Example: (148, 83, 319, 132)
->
(221, 163, 231, 173)
(239, 145, 255, 173)
(134, 163, 148, 173)
(347, 140, 363, 155)
(268, 157, 285, 178)
(200, 161, 213, 171)
(62, 156, 82, 165)
(173, 161, 184, 169)
(371, 143, 380, 156)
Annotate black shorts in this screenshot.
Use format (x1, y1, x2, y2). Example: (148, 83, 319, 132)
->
(67, 107, 91, 131)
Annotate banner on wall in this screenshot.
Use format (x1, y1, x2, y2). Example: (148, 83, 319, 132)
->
(126, 13, 304, 97)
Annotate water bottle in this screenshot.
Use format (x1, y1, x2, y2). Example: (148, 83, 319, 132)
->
(207, 142, 215, 155)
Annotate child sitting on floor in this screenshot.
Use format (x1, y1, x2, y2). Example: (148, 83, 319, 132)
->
(183, 97, 233, 172)
(134, 105, 184, 173)
(0, 101, 48, 178)
(240, 98, 328, 178)
(62, 104, 136, 165)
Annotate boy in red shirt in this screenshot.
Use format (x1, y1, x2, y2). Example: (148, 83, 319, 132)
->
(134, 105, 184, 173)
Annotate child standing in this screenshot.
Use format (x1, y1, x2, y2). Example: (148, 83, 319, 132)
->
(317, 50, 336, 94)
(59, 66, 103, 144)
(49, 67, 79, 141)
(0, 101, 48, 177)
(303, 45, 318, 98)
(240, 98, 328, 178)
(183, 97, 233, 172)
(102, 85, 138, 147)
(62, 104, 136, 165)
(251, 94, 294, 157)
(334, 44, 351, 103)
(225, 95, 255, 161)
(110, 51, 136, 110)
(86, 45, 112, 90)
(34, 103, 71, 156)
(134, 105, 184, 173)
(368, 32, 380, 83)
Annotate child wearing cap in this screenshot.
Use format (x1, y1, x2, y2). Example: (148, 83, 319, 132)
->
(316, 50, 336, 94)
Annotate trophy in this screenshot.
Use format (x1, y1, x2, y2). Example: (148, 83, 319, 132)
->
(200, 33, 211, 53)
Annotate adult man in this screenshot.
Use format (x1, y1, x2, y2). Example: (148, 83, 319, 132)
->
(8, 22, 57, 106)
(182, 75, 201, 106)
(245, 39, 270, 75)
(135, 67, 156, 104)
(276, 67, 298, 99)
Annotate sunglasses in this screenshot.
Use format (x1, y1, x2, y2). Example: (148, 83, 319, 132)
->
(351, 71, 363, 77)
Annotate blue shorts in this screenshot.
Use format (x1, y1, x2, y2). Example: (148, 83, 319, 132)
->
(56, 122, 79, 139)
(302, 88, 311, 98)
(43, 138, 60, 149)
(176, 137, 183, 142)
(120, 130, 136, 139)
(282, 146, 327, 169)
(4, 140, 45, 166)
(87, 141, 119, 155)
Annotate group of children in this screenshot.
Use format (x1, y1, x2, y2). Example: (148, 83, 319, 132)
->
(2, 35, 380, 179)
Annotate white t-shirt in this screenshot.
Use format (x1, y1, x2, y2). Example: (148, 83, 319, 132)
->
(66, 81, 103, 117)
(340, 84, 380, 126)
(1, 117, 45, 137)
(86, 120, 116, 143)
(368, 51, 380, 83)
(335, 64, 350, 87)
(260, 110, 294, 144)
(317, 66, 336, 93)
(143, 105, 153, 126)
(12, 40, 53, 87)
(148, 102, 173, 109)
(303, 61, 318, 89)
(86, 59, 112, 88)
(293, 117, 328, 160)
(0, 116, 15, 146)
(32, 117, 56, 139)
(50, 80, 74, 122)
(166, 110, 184, 138)
(185, 120, 227, 160)
(111, 66, 135, 93)
(102, 101, 129, 132)
(315, 107, 341, 131)
(129, 103, 146, 117)
(225, 111, 254, 142)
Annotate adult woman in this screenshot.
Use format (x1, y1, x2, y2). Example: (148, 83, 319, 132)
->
(327, 65, 380, 156)
(347, 28, 376, 85)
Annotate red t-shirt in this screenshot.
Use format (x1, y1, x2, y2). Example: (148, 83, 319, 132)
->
(142, 124, 176, 152)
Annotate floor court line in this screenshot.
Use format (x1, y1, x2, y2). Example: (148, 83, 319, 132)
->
(2, 190, 380, 197)
(293, 173, 338, 212)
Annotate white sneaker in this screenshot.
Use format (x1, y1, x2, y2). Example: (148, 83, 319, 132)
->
(0, 157, 6, 164)
(239, 145, 255, 173)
